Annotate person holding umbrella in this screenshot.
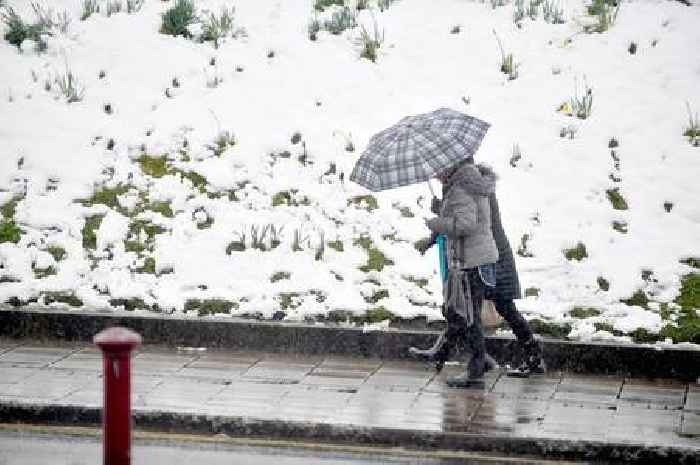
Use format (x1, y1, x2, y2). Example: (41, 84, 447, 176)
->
(350, 108, 501, 388)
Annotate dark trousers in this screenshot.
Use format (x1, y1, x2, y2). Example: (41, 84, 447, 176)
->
(447, 268, 486, 377)
(493, 299, 533, 342)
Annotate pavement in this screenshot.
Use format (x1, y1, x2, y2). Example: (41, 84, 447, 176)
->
(0, 339, 698, 464)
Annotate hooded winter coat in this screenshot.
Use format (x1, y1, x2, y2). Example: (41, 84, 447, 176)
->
(426, 163, 499, 270)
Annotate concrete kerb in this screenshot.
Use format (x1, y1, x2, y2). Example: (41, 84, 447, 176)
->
(1, 306, 699, 380)
(0, 401, 696, 464)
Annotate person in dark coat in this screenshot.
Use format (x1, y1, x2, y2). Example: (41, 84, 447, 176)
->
(412, 164, 545, 378)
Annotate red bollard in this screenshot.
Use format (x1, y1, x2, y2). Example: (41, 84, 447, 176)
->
(94, 327, 142, 465)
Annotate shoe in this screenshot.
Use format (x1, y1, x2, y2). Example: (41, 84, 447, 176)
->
(506, 338, 546, 378)
(446, 355, 486, 389)
(408, 331, 451, 372)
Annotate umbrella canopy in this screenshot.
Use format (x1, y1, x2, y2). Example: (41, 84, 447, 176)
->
(350, 108, 490, 192)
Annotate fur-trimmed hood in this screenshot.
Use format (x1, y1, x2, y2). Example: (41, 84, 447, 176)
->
(447, 162, 497, 196)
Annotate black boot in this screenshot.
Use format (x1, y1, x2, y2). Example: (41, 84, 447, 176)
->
(507, 338, 546, 378)
(447, 355, 486, 389)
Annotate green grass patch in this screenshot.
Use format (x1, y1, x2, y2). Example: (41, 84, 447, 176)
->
(620, 289, 649, 309)
(680, 257, 700, 269)
(628, 327, 661, 344)
(363, 306, 396, 323)
(270, 271, 291, 283)
(612, 221, 628, 234)
(0, 220, 21, 244)
(138, 154, 171, 178)
(528, 318, 572, 339)
(658, 273, 700, 344)
(348, 195, 378, 211)
(593, 322, 623, 336)
(272, 191, 292, 207)
(129, 220, 166, 242)
(43, 292, 83, 307)
(524, 287, 540, 297)
(174, 169, 208, 193)
(147, 201, 174, 218)
(564, 242, 588, 261)
(1, 196, 20, 219)
(354, 235, 394, 272)
(364, 289, 389, 304)
(33, 266, 57, 279)
(278, 292, 301, 311)
(606, 188, 628, 210)
(109, 297, 150, 311)
(327, 240, 344, 252)
(82, 215, 104, 250)
(184, 298, 237, 316)
(47, 245, 66, 262)
(80, 184, 130, 209)
(125, 240, 147, 254)
(135, 257, 156, 274)
(569, 307, 601, 318)
(403, 275, 429, 289)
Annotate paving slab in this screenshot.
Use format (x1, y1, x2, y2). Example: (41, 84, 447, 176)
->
(0, 342, 698, 464)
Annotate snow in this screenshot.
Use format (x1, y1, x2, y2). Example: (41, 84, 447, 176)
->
(0, 0, 699, 342)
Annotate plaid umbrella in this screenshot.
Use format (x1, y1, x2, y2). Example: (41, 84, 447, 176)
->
(350, 108, 490, 192)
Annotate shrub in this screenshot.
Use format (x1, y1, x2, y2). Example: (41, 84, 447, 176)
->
(161, 0, 196, 38)
(81, 1, 100, 21)
(358, 20, 384, 63)
(513, 0, 525, 23)
(323, 6, 356, 35)
(683, 102, 700, 147)
(55, 68, 85, 103)
(200, 6, 236, 48)
(47, 245, 66, 262)
(1, 6, 45, 50)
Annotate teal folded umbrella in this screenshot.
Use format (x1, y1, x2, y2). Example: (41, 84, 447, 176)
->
(437, 233, 448, 284)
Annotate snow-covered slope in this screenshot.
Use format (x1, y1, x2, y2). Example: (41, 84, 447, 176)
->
(1, 0, 698, 342)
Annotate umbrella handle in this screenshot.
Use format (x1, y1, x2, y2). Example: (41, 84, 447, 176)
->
(427, 180, 436, 199)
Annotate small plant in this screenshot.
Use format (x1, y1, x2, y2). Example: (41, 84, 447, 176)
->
(493, 30, 518, 80)
(510, 144, 522, 167)
(524, 287, 540, 297)
(308, 16, 321, 41)
(0, 220, 21, 244)
(227, 229, 247, 253)
(569, 307, 601, 318)
(450, 25, 461, 34)
(597, 276, 610, 291)
(315, 231, 325, 261)
(328, 239, 344, 252)
(126, 0, 145, 14)
(47, 245, 66, 262)
(82, 215, 104, 250)
(357, 19, 384, 63)
(542, 0, 565, 23)
(559, 125, 577, 139)
(250, 224, 271, 251)
(628, 41, 637, 54)
(356, 0, 370, 10)
(105, 1, 122, 17)
(564, 78, 593, 119)
(491, 0, 508, 9)
(527, 0, 539, 20)
(138, 154, 170, 177)
(270, 271, 291, 283)
(161, 0, 196, 38)
(564, 242, 588, 261)
(683, 102, 700, 147)
(585, 0, 620, 33)
(606, 188, 628, 210)
(208, 130, 236, 156)
(612, 220, 628, 234)
(513, 0, 525, 23)
(377, 0, 396, 11)
(292, 228, 309, 252)
(55, 68, 85, 103)
(200, 6, 237, 47)
(323, 6, 356, 35)
(517, 233, 533, 257)
(348, 195, 378, 211)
